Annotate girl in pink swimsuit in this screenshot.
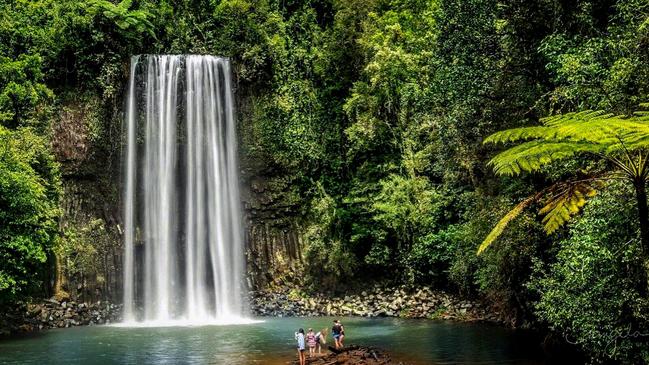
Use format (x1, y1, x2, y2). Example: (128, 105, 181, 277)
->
(306, 328, 317, 357)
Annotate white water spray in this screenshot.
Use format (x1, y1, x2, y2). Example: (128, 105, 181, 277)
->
(122, 55, 248, 325)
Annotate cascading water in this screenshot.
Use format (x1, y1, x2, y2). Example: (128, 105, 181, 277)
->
(121, 55, 247, 325)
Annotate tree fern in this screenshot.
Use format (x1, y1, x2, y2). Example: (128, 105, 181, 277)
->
(479, 104, 649, 255)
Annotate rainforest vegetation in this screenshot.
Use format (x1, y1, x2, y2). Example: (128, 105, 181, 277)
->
(2, 0, 649, 362)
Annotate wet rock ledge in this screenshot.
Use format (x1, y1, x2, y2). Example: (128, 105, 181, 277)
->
(0, 299, 122, 336)
(289, 345, 406, 365)
(250, 285, 500, 322)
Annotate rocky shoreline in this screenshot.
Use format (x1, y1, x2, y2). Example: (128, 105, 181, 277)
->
(0, 299, 122, 336)
(1, 285, 500, 336)
(250, 285, 501, 322)
(289, 345, 404, 365)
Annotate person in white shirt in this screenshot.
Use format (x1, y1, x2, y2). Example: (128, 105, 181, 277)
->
(294, 328, 306, 365)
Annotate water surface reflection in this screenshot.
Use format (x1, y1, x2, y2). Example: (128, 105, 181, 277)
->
(0, 317, 544, 364)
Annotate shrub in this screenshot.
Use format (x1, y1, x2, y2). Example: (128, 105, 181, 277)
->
(0, 126, 61, 306)
(531, 183, 649, 363)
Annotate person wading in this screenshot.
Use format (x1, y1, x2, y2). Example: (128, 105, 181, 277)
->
(295, 328, 306, 365)
(306, 328, 317, 357)
(315, 327, 328, 355)
(331, 320, 343, 349)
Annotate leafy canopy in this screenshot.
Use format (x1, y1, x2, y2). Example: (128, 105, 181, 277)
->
(85, 0, 154, 38)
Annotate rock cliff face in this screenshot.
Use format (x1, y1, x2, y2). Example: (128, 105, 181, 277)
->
(58, 179, 122, 302)
(49, 68, 305, 304)
(51, 93, 123, 303)
(237, 86, 306, 291)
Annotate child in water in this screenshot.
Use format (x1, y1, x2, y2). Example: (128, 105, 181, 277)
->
(306, 328, 317, 357)
(295, 328, 306, 365)
(332, 320, 343, 349)
(315, 328, 328, 355)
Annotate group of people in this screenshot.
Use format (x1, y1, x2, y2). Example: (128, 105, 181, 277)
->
(294, 320, 345, 365)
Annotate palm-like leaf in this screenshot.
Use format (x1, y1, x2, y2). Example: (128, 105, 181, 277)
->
(477, 195, 537, 255)
(487, 111, 649, 159)
(478, 104, 649, 255)
(477, 179, 600, 254)
(539, 180, 600, 234)
(488, 140, 603, 175)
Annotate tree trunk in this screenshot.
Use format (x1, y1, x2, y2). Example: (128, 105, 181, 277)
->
(633, 178, 649, 293)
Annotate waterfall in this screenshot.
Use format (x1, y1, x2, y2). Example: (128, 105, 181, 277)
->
(122, 55, 246, 324)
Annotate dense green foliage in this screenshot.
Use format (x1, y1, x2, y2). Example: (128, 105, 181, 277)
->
(2, 0, 649, 361)
(0, 126, 60, 305)
(531, 184, 649, 363)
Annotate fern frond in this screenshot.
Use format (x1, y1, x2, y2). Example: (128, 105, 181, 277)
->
(541, 110, 611, 127)
(537, 114, 649, 145)
(488, 140, 603, 176)
(486, 105, 649, 177)
(483, 107, 646, 146)
(539, 180, 599, 233)
(477, 195, 537, 255)
(483, 126, 553, 144)
(478, 179, 602, 255)
(610, 133, 649, 152)
(633, 110, 649, 118)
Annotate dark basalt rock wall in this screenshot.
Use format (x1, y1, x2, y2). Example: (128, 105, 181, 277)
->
(58, 179, 122, 302)
(51, 93, 123, 303)
(237, 85, 306, 291)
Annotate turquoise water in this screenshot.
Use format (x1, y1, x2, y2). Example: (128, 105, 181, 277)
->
(0, 317, 544, 364)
